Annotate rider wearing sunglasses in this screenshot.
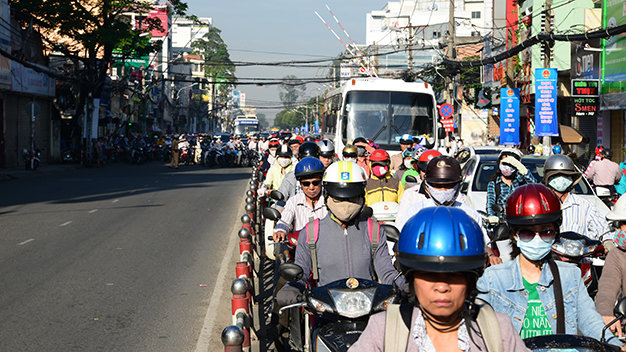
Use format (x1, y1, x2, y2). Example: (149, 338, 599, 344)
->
(273, 157, 328, 242)
(477, 183, 622, 345)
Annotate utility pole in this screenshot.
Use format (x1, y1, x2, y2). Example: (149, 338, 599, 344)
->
(408, 24, 414, 70)
(446, 0, 458, 136)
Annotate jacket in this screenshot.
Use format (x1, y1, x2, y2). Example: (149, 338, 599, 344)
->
(397, 169, 420, 199)
(595, 247, 626, 316)
(289, 214, 402, 288)
(477, 256, 621, 345)
(263, 162, 295, 190)
(274, 192, 327, 234)
(277, 171, 301, 204)
(365, 173, 400, 206)
(585, 158, 622, 186)
(349, 306, 529, 351)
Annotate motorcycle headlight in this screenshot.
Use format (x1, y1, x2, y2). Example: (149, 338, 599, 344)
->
(309, 297, 334, 314)
(328, 288, 375, 318)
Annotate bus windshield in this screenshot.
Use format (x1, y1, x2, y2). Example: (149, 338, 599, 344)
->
(234, 121, 259, 135)
(342, 91, 434, 148)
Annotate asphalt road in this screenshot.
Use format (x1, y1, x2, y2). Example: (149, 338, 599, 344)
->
(0, 162, 250, 351)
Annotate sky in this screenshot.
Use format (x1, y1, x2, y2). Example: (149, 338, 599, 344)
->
(183, 0, 387, 121)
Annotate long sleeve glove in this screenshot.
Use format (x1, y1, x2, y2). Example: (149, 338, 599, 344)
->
(275, 284, 302, 306)
(502, 156, 528, 175)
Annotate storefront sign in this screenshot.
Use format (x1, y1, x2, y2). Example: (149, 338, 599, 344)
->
(534, 68, 559, 136)
(499, 88, 520, 145)
(572, 96, 599, 118)
(572, 79, 600, 97)
(571, 40, 600, 80)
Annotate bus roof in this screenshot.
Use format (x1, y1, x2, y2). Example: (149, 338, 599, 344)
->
(338, 78, 434, 94)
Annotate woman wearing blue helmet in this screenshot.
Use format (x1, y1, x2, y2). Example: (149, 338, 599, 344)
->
(350, 207, 528, 351)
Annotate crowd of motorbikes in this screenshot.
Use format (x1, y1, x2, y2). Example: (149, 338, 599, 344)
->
(251, 154, 626, 352)
(60, 133, 257, 168)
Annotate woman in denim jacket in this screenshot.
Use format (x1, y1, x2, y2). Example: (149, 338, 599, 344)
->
(477, 184, 622, 345)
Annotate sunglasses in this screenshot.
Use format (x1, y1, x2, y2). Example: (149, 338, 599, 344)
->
(300, 180, 321, 187)
(517, 229, 557, 243)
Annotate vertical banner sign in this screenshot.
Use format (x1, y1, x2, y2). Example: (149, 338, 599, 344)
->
(499, 88, 520, 145)
(295, 127, 300, 134)
(315, 120, 320, 134)
(534, 68, 559, 136)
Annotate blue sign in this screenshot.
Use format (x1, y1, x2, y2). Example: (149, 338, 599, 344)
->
(534, 68, 559, 136)
(439, 103, 454, 118)
(304, 122, 309, 134)
(314, 120, 320, 134)
(500, 88, 520, 145)
(295, 127, 300, 134)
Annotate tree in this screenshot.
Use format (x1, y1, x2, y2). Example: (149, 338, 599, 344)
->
(191, 27, 236, 94)
(279, 75, 305, 110)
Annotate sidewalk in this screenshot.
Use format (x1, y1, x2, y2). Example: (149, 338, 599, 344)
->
(0, 163, 82, 181)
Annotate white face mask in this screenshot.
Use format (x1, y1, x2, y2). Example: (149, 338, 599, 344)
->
(499, 163, 516, 177)
(426, 183, 460, 205)
(548, 175, 574, 193)
(404, 160, 413, 169)
(344, 157, 357, 163)
(277, 157, 292, 168)
(269, 149, 277, 157)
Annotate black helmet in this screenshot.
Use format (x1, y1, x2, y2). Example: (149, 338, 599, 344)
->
(353, 137, 367, 145)
(601, 147, 613, 159)
(277, 144, 292, 158)
(298, 142, 320, 159)
(424, 156, 462, 185)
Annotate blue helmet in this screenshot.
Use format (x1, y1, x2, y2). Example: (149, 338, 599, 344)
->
(552, 145, 562, 154)
(398, 207, 485, 274)
(399, 134, 414, 144)
(295, 157, 325, 180)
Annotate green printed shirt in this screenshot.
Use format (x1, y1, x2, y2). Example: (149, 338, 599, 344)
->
(520, 278, 553, 339)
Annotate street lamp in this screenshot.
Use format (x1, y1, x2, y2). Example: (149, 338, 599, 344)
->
(175, 83, 198, 101)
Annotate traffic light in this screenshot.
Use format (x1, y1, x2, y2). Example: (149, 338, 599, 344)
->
(128, 122, 133, 126)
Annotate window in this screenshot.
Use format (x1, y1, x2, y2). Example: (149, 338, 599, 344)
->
(433, 31, 440, 39)
(471, 11, 481, 19)
(471, 31, 481, 37)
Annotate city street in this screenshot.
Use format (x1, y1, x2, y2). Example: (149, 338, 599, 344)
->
(0, 163, 249, 351)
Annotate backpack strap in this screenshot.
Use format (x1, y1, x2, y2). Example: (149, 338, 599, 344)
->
(384, 302, 412, 352)
(368, 218, 380, 282)
(306, 217, 319, 282)
(547, 259, 566, 334)
(474, 298, 504, 352)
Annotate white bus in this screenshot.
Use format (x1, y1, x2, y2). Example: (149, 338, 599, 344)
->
(321, 78, 439, 152)
(234, 115, 259, 136)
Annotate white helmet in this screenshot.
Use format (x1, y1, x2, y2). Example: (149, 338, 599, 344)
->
(498, 147, 523, 160)
(607, 194, 626, 221)
(317, 139, 335, 158)
(322, 160, 367, 198)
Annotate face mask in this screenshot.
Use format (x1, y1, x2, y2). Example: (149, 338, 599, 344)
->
(372, 165, 389, 178)
(277, 157, 292, 168)
(499, 163, 516, 177)
(327, 196, 363, 223)
(344, 157, 357, 163)
(548, 175, 573, 193)
(404, 160, 413, 169)
(426, 183, 460, 205)
(516, 235, 554, 261)
(614, 230, 626, 250)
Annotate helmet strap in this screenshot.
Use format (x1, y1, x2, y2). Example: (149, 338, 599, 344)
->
(421, 304, 464, 333)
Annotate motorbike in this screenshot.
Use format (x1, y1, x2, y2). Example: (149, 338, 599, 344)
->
(370, 201, 399, 259)
(22, 148, 41, 170)
(551, 231, 604, 298)
(595, 185, 619, 210)
(262, 190, 288, 262)
(278, 263, 398, 352)
(523, 296, 626, 351)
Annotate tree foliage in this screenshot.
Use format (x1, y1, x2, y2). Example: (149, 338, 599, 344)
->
(278, 75, 305, 110)
(191, 27, 236, 92)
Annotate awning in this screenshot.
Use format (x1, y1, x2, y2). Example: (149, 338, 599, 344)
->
(559, 124, 588, 144)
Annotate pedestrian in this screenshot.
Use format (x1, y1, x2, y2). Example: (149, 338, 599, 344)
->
(169, 134, 179, 168)
(95, 137, 105, 168)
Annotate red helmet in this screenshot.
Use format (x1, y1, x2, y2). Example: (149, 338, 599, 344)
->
(369, 149, 390, 163)
(268, 139, 280, 148)
(417, 149, 442, 171)
(506, 184, 562, 226)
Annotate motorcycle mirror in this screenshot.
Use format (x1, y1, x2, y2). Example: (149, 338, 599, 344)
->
(361, 206, 373, 218)
(437, 126, 446, 139)
(270, 190, 285, 201)
(614, 297, 626, 319)
(491, 204, 504, 214)
(381, 224, 400, 243)
(262, 207, 281, 221)
(405, 175, 418, 184)
(490, 224, 510, 243)
(278, 263, 303, 282)
(460, 182, 469, 194)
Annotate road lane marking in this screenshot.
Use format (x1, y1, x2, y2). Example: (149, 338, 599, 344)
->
(18, 239, 34, 246)
(112, 199, 119, 203)
(195, 196, 245, 352)
(89, 209, 98, 213)
(60, 221, 72, 227)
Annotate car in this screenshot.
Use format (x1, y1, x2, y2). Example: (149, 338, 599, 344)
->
(461, 154, 610, 217)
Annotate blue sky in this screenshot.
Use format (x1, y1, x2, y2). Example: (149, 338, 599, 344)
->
(183, 0, 387, 120)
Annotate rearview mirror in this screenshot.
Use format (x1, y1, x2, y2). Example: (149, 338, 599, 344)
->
(361, 206, 373, 219)
(491, 204, 504, 214)
(405, 175, 418, 184)
(460, 182, 469, 193)
(491, 224, 510, 243)
(279, 263, 304, 282)
(263, 207, 281, 221)
(270, 190, 285, 201)
(382, 224, 400, 243)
